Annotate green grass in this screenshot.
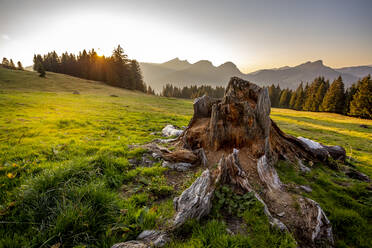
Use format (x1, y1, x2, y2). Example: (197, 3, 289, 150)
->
(0, 67, 371, 247)
(271, 108, 372, 175)
(276, 159, 372, 248)
(166, 199, 296, 248)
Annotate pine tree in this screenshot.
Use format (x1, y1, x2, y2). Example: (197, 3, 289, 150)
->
(349, 75, 372, 119)
(344, 83, 358, 114)
(33, 55, 37, 71)
(147, 85, 155, 95)
(130, 60, 145, 91)
(294, 87, 305, 110)
(78, 50, 89, 79)
(314, 80, 328, 111)
(289, 88, 297, 109)
(1, 57, 10, 68)
(302, 82, 309, 108)
(320, 76, 345, 114)
(33, 54, 43, 71)
(290, 83, 304, 110)
(9, 59, 16, 69)
(268, 84, 281, 107)
(279, 89, 291, 108)
(17, 61, 23, 70)
(110, 45, 130, 88)
(303, 77, 326, 111)
(37, 61, 46, 77)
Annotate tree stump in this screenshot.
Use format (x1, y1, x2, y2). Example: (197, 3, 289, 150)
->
(174, 77, 341, 247)
(113, 77, 345, 248)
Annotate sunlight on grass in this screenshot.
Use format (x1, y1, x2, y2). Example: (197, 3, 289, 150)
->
(0, 69, 371, 247)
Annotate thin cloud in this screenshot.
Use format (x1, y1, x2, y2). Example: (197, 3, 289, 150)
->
(2, 34, 10, 40)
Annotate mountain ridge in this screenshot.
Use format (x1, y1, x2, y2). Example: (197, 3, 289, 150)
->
(140, 58, 372, 92)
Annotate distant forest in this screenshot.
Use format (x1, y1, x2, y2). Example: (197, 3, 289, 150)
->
(32, 45, 155, 94)
(268, 75, 371, 119)
(161, 75, 371, 119)
(161, 84, 225, 99)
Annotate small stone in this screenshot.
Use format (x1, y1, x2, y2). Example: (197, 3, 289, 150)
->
(277, 212, 285, 217)
(152, 152, 162, 160)
(128, 158, 137, 165)
(111, 241, 148, 248)
(138, 230, 169, 247)
(161, 125, 183, 137)
(300, 185, 312, 193)
(141, 157, 154, 167)
(346, 169, 370, 182)
(162, 161, 193, 171)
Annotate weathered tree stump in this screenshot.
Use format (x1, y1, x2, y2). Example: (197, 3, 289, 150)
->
(175, 77, 340, 247)
(113, 77, 345, 248)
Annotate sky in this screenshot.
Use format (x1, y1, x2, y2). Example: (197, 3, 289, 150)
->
(0, 0, 371, 73)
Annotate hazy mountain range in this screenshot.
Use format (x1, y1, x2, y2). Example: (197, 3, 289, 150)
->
(140, 58, 372, 92)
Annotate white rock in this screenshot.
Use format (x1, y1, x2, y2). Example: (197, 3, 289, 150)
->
(300, 185, 312, 193)
(161, 125, 183, 137)
(162, 161, 193, 171)
(298, 137, 323, 150)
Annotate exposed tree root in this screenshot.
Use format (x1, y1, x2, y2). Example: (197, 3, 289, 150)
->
(112, 77, 345, 248)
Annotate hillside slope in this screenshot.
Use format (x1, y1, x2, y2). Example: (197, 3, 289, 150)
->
(0, 67, 138, 96)
(0, 68, 371, 247)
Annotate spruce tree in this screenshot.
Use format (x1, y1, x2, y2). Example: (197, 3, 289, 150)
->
(344, 82, 358, 114)
(314, 80, 328, 111)
(289, 88, 297, 109)
(320, 76, 345, 114)
(279, 89, 291, 108)
(294, 87, 305, 110)
(290, 83, 304, 110)
(1, 57, 10, 68)
(17, 61, 23, 70)
(9, 59, 16, 69)
(303, 77, 326, 111)
(130, 60, 145, 91)
(268, 84, 281, 107)
(33, 54, 43, 72)
(147, 85, 155, 95)
(268, 84, 276, 107)
(37, 61, 46, 77)
(33, 55, 38, 71)
(349, 75, 372, 119)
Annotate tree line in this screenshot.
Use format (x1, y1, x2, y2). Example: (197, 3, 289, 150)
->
(1, 57, 23, 70)
(161, 84, 225, 99)
(32, 45, 155, 94)
(268, 75, 371, 119)
(160, 75, 371, 119)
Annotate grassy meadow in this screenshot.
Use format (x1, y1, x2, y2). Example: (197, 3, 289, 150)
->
(0, 67, 371, 247)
